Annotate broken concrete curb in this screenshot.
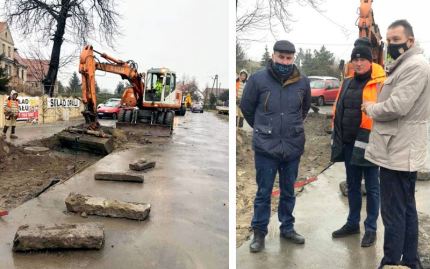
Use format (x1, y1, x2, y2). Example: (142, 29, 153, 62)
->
(129, 160, 156, 171)
(94, 172, 144, 183)
(13, 223, 104, 252)
(418, 172, 430, 181)
(65, 193, 151, 220)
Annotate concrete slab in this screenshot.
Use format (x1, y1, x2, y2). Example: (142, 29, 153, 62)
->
(94, 172, 144, 183)
(13, 223, 104, 251)
(0, 112, 228, 269)
(237, 162, 430, 269)
(65, 193, 151, 220)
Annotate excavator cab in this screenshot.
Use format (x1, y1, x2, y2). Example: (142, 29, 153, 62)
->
(144, 68, 176, 103)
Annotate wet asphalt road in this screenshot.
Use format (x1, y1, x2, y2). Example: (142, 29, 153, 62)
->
(0, 111, 229, 269)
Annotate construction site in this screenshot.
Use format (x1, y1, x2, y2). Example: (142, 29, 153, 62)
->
(236, 0, 430, 268)
(0, 0, 229, 268)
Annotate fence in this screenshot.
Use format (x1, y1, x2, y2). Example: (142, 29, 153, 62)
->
(0, 94, 84, 128)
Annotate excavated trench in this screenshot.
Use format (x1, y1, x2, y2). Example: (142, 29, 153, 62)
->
(0, 126, 154, 211)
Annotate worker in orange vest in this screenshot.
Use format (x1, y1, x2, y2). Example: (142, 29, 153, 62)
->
(236, 69, 248, 127)
(331, 41, 386, 247)
(2, 90, 19, 139)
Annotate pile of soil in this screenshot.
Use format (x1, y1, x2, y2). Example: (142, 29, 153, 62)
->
(236, 112, 332, 247)
(0, 137, 100, 210)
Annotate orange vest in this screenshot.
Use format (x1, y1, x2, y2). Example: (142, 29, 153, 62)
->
(332, 63, 385, 130)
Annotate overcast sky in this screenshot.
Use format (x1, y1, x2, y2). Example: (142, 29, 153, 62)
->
(238, 0, 430, 64)
(2, 0, 229, 93)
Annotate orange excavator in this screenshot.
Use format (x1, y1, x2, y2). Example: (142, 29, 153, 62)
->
(58, 45, 182, 154)
(79, 45, 182, 136)
(343, 0, 384, 77)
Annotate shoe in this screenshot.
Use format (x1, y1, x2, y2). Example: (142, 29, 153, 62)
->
(249, 230, 265, 253)
(332, 224, 360, 238)
(280, 230, 305, 244)
(361, 231, 376, 247)
(9, 134, 18, 139)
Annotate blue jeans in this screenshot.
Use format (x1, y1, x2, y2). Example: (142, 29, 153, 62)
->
(343, 143, 380, 231)
(251, 152, 300, 235)
(379, 167, 419, 269)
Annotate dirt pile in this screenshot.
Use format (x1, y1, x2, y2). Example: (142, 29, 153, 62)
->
(236, 113, 332, 247)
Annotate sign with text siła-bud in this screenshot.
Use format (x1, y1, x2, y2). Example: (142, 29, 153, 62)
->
(47, 98, 80, 108)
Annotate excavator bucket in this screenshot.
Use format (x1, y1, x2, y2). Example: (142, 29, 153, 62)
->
(116, 122, 173, 137)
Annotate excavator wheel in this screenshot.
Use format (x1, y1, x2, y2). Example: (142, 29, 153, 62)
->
(165, 111, 174, 126)
(118, 109, 126, 122)
(156, 112, 165, 125)
(124, 110, 133, 123)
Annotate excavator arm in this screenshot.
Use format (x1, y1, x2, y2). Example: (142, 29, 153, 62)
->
(357, 0, 384, 65)
(344, 0, 384, 78)
(79, 45, 144, 129)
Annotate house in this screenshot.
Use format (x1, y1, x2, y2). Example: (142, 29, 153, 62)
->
(0, 21, 57, 95)
(0, 21, 27, 89)
(19, 58, 54, 95)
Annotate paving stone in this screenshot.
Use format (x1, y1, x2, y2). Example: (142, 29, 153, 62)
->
(13, 223, 104, 251)
(65, 192, 151, 221)
(94, 172, 144, 183)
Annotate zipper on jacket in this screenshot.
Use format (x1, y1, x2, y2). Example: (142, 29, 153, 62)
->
(280, 88, 283, 137)
(264, 92, 271, 112)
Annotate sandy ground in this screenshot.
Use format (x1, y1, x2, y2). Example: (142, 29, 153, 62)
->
(236, 113, 332, 247)
(0, 137, 100, 210)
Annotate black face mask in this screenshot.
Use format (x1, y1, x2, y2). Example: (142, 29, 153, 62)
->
(387, 42, 409, 60)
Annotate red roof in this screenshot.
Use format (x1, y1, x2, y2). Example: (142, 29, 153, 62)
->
(0, 22, 7, 33)
(13, 51, 27, 66)
(20, 58, 50, 82)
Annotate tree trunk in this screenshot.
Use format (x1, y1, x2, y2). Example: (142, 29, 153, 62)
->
(43, 6, 69, 96)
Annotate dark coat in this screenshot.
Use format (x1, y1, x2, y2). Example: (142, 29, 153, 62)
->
(240, 61, 311, 161)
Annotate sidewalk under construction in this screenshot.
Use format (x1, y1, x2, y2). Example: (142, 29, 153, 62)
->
(237, 163, 430, 269)
(0, 112, 229, 269)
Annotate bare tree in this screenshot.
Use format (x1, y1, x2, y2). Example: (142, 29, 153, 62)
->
(4, 0, 120, 97)
(237, 0, 322, 40)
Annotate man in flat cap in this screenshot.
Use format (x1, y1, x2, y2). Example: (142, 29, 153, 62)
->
(331, 39, 386, 248)
(240, 40, 311, 253)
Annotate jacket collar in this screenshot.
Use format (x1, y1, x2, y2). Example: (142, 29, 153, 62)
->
(346, 62, 386, 85)
(385, 46, 423, 74)
(267, 59, 302, 87)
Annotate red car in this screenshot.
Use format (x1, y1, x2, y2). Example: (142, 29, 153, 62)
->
(309, 76, 340, 106)
(97, 99, 121, 119)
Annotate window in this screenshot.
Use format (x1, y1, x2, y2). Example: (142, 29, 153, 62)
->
(2, 44, 4, 53)
(145, 73, 163, 101)
(332, 80, 340, 88)
(310, 80, 325, 89)
(8, 46, 11, 58)
(21, 70, 24, 80)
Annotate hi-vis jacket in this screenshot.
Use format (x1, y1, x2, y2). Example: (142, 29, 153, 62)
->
(331, 63, 386, 166)
(4, 98, 19, 117)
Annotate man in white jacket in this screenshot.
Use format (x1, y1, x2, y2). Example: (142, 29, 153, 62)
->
(363, 20, 430, 269)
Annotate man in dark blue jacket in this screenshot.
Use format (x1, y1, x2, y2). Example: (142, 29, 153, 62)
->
(240, 40, 311, 253)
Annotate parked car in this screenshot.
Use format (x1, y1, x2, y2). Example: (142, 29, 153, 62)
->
(97, 99, 121, 119)
(309, 76, 340, 106)
(191, 102, 204, 113)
